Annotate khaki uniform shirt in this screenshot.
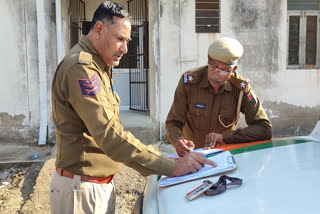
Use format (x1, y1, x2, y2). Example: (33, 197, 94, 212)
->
(52, 36, 175, 177)
(166, 66, 272, 149)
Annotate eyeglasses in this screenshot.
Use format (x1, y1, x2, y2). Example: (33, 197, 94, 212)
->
(203, 175, 242, 196)
(208, 64, 233, 75)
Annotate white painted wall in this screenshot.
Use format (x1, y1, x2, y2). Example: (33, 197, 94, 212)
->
(113, 69, 130, 110)
(0, 0, 57, 141)
(265, 69, 320, 107)
(0, 1, 31, 126)
(1, 0, 318, 142)
(61, 0, 71, 53)
(148, 0, 160, 139)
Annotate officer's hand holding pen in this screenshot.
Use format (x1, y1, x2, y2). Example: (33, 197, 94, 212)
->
(176, 132, 195, 157)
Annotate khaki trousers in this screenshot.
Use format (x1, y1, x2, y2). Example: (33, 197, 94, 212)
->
(50, 171, 116, 214)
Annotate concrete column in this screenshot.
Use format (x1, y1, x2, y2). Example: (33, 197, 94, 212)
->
(36, 0, 48, 145)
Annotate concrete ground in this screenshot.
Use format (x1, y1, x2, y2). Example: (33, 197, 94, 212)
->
(120, 110, 158, 145)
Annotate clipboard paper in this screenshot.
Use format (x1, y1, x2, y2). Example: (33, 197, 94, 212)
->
(158, 151, 237, 188)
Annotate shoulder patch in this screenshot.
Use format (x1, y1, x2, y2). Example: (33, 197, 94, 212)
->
(230, 72, 257, 102)
(183, 68, 204, 84)
(247, 90, 257, 102)
(78, 51, 92, 65)
(184, 73, 195, 83)
(230, 72, 250, 92)
(77, 73, 101, 97)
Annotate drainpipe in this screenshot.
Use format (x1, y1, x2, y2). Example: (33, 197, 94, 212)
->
(36, 0, 47, 145)
(158, 0, 163, 141)
(55, 0, 63, 63)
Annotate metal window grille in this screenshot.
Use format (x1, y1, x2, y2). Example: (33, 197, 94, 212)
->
(288, 0, 320, 10)
(195, 0, 220, 33)
(127, 0, 149, 111)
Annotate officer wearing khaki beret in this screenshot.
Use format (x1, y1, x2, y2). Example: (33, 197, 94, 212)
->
(50, 2, 216, 213)
(166, 37, 272, 157)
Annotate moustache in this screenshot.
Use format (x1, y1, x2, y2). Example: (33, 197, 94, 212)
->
(210, 76, 222, 83)
(115, 52, 123, 57)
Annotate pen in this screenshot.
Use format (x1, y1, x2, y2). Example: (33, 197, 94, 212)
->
(178, 132, 195, 151)
(178, 132, 186, 144)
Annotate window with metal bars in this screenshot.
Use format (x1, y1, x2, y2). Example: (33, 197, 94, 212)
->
(195, 0, 220, 33)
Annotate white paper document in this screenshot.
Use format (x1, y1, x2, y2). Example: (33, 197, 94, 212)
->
(167, 148, 224, 159)
(158, 151, 237, 188)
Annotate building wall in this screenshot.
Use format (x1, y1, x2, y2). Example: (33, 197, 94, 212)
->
(46, 0, 59, 136)
(149, 0, 320, 140)
(149, 0, 161, 139)
(0, 0, 33, 140)
(61, 0, 71, 55)
(0, 0, 57, 142)
(1, 0, 318, 144)
(222, 0, 320, 136)
(112, 69, 130, 109)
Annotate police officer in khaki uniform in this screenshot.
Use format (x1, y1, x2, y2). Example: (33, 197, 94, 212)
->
(166, 37, 272, 157)
(50, 2, 216, 214)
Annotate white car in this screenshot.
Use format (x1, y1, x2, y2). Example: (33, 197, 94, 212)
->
(135, 116, 320, 214)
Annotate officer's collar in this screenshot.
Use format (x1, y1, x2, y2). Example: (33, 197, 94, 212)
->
(79, 36, 109, 72)
(199, 66, 232, 92)
(224, 81, 232, 92)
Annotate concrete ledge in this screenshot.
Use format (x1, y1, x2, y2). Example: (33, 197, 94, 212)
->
(0, 160, 46, 170)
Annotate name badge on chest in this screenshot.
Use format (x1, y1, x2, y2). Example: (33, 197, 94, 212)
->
(194, 103, 207, 109)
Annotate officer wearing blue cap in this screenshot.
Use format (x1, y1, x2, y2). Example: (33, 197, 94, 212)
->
(166, 37, 272, 157)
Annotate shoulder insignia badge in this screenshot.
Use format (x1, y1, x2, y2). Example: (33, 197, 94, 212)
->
(230, 75, 249, 91)
(240, 81, 246, 89)
(78, 51, 92, 65)
(183, 67, 205, 84)
(77, 73, 101, 97)
(230, 72, 256, 102)
(184, 73, 194, 83)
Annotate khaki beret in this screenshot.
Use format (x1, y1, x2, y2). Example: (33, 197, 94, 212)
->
(208, 37, 243, 66)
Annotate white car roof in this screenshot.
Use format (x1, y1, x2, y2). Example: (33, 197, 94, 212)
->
(143, 119, 320, 214)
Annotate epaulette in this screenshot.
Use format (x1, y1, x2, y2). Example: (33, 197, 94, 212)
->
(78, 51, 92, 65)
(230, 71, 257, 102)
(183, 66, 206, 84)
(230, 72, 250, 92)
